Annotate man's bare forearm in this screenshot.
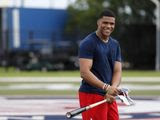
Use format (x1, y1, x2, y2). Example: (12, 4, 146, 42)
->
(111, 62, 122, 87)
(80, 70, 104, 89)
(111, 71, 121, 87)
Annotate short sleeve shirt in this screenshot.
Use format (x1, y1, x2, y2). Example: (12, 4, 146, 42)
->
(79, 32, 121, 96)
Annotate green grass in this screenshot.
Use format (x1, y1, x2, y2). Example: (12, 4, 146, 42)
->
(0, 90, 78, 95)
(0, 81, 159, 96)
(122, 82, 160, 85)
(122, 70, 160, 77)
(0, 89, 159, 96)
(130, 90, 160, 96)
(0, 82, 80, 86)
(0, 67, 80, 77)
(0, 81, 159, 86)
(0, 67, 160, 96)
(1, 67, 160, 77)
(0, 82, 80, 96)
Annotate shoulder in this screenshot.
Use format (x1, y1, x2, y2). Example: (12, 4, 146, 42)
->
(109, 37, 120, 46)
(79, 32, 97, 47)
(79, 33, 97, 59)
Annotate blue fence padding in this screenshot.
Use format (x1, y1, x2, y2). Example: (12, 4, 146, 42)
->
(6, 8, 68, 50)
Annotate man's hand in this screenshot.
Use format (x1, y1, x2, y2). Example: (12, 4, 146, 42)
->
(104, 86, 120, 104)
(105, 94, 115, 104)
(107, 86, 120, 96)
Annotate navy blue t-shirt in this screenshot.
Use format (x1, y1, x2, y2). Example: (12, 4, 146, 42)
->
(79, 32, 121, 96)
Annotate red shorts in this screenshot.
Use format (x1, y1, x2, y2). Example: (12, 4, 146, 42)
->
(79, 92, 119, 120)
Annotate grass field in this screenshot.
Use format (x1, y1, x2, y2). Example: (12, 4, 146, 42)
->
(1, 67, 160, 77)
(0, 67, 160, 96)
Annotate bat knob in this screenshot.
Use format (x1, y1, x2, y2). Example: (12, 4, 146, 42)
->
(66, 112, 72, 119)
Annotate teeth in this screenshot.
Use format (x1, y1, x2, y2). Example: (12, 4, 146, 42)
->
(105, 29, 110, 32)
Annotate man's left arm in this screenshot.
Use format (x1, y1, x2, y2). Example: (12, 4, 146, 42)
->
(111, 61, 122, 87)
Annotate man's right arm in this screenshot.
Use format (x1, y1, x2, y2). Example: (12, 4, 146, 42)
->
(79, 58, 116, 103)
(79, 58, 105, 89)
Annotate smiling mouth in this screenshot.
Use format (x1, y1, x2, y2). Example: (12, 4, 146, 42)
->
(104, 28, 111, 31)
(104, 30, 111, 34)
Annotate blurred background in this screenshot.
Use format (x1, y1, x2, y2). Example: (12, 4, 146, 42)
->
(0, 1, 160, 119)
(0, 0, 159, 71)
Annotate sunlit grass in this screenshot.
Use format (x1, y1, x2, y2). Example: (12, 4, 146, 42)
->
(0, 67, 160, 96)
(0, 90, 78, 96)
(0, 89, 159, 96)
(0, 81, 159, 96)
(0, 67, 80, 77)
(130, 90, 160, 96)
(122, 70, 160, 77)
(1, 67, 160, 77)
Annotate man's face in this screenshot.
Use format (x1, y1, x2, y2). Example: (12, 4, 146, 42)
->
(97, 16, 115, 38)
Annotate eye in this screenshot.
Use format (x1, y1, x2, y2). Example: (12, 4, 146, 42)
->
(111, 23, 115, 25)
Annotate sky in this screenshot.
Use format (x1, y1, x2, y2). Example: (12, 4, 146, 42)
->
(0, 0, 76, 9)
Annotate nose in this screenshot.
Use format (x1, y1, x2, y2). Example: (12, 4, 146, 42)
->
(106, 23, 112, 28)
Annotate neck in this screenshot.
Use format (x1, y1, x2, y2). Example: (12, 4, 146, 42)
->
(96, 31, 109, 43)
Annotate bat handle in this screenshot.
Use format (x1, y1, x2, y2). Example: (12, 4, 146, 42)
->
(66, 107, 86, 119)
(66, 99, 107, 119)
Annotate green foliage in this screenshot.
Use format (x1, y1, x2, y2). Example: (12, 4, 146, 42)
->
(65, 0, 157, 69)
(109, 0, 155, 24)
(65, 0, 156, 36)
(65, 0, 105, 36)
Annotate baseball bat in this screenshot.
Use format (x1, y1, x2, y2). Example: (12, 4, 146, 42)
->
(66, 99, 107, 119)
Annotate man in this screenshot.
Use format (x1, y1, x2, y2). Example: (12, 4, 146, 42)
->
(78, 9, 122, 120)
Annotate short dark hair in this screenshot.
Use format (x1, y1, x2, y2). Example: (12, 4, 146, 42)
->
(98, 9, 116, 19)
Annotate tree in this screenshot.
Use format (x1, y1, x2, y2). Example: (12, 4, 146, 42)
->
(65, 0, 158, 69)
(65, 0, 156, 36)
(65, 0, 105, 37)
